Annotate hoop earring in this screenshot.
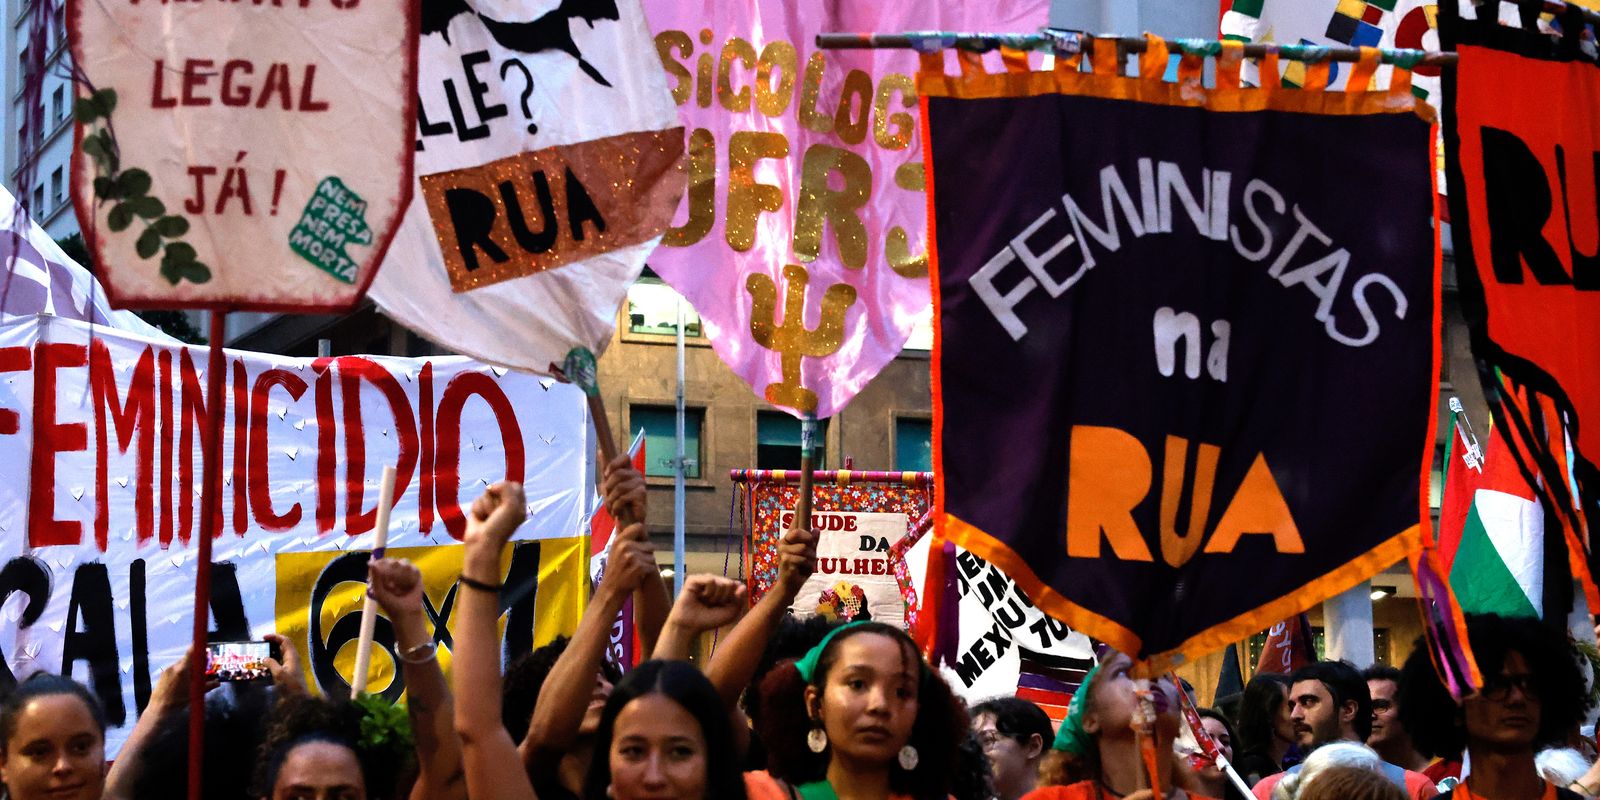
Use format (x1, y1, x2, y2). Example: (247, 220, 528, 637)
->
(807, 727, 828, 753)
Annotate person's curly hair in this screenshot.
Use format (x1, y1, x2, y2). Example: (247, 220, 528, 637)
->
(252, 694, 411, 799)
(950, 729, 997, 800)
(756, 622, 969, 800)
(1399, 614, 1585, 760)
(502, 635, 623, 741)
(741, 614, 842, 725)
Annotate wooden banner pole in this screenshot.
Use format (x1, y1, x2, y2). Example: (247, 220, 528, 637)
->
(350, 465, 397, 696)
(187, 310, 229, 799)
(793, 414, 817, 532)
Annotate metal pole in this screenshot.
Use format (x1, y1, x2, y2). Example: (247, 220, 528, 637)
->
(673, 296, 687, 596)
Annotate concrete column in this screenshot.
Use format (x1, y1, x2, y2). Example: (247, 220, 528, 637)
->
(1323, 581, 1375, 667)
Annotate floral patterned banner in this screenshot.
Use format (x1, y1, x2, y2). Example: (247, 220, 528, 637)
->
(743, 477, 933, 615)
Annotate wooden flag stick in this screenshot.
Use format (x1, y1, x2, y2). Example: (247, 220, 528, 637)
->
(793, 413, 817, 531)
(565, 347, 634, 526)
(350, 465, 397, 696)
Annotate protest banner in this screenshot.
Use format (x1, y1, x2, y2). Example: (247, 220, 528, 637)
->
(642, 1, 1048, 418)
(1442, 2, 1600, 611)
(786, 510, 908, 626)
(736, 470, 933, 621)
(899, 527, 1096, 711)
(368, 0, 685, 374)
(925, 37, 1439, 670)
(0, 314, 589, 752)
(1219, 0, 1447, 202)
(67, 0, 417, 309)
(0, 185, 167, 337)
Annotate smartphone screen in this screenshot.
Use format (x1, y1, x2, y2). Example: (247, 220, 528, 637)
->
(206, 640, 273, 682)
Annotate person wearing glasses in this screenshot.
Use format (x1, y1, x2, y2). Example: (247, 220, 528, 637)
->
(1399, 614, 1589, 800)
(972, 697, 1053, 800)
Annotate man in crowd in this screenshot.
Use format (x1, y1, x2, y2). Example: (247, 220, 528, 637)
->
(1250, 660, 1435, 799)
(1401, 614, 1590, 799)
(972, 696, 1053, 800)
(1364, 664, 1430, 774)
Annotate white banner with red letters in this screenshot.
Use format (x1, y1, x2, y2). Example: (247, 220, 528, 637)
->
(0, 315, 589, 752)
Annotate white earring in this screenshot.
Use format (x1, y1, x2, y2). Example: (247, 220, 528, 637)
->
(898, 744, 919, 771)
(807, 726, 828, 753)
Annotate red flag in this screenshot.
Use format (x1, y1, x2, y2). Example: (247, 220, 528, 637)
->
(1255, 614, 1317, 675)
(590, 431, 646, 670)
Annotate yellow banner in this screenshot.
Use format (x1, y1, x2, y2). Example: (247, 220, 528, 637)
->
(274, 537, 586, 700)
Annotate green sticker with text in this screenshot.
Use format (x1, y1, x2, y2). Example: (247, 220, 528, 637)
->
(289, 177, 373, 284)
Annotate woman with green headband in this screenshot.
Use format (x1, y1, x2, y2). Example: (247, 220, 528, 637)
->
(1027, 652, 1216, 800)
(748, 621, 970, 800)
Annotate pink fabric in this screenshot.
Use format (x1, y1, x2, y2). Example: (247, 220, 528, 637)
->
(642, 2, 1048, 418)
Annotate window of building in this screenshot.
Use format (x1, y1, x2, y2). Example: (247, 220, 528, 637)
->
(50, 167, 62, 207)
(51, 86, 63, 124)
(31, 185, 43, 213)
(625, 268, 702, 338)
(894, 417, 932, 472)
(1245, 626, 1391, 667)
(757, 411, 826, 470)
(631, 405, 703, 479)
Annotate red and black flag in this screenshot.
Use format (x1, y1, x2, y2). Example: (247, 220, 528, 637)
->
(1441, 2, 1600, 614)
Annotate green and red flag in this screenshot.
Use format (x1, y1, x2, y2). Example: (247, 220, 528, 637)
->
(1437, 412, 1544, 619)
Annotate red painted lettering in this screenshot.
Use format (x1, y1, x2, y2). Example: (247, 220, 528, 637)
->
(337, 357, 418, 536)
(313, 360, 336, 534)
(0, 346, 30, 436)
(248, 369, 307, 530)
(435, 372, 525, 540)
(90, 341, 155, 550)
(29, 343, 88, 548)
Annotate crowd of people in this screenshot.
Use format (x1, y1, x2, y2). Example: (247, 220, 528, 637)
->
(3, 459, 1600, 800)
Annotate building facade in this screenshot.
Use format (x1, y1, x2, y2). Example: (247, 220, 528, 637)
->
(4, 0, 76, 240)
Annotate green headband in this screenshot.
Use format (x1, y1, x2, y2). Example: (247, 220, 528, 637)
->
(794, 621, 871, 683)
(1051, 660, 1104, 756)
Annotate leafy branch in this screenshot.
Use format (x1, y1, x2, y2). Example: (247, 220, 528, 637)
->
(76, 88, 209, 285)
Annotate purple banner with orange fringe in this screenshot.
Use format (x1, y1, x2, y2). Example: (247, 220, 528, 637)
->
(924, 37, 1439, 671)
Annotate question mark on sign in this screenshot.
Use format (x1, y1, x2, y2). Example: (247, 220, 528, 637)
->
(499, 59, 537, 135)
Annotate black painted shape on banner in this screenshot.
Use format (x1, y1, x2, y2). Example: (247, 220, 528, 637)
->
(131, 559, 151, 713)
(502, 541, 541, 662)
(207, 562, 251, 643)
(503, 171, 560, 255)
(308, 552, 402, 703)
(63, 564, 123, 725)
(0, 557, 49, 695)
(1482, 127, 1576, 287)
(565, 167, 607, 242)
(423, 584, 459, 651)
(445, 189, 509, 272)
